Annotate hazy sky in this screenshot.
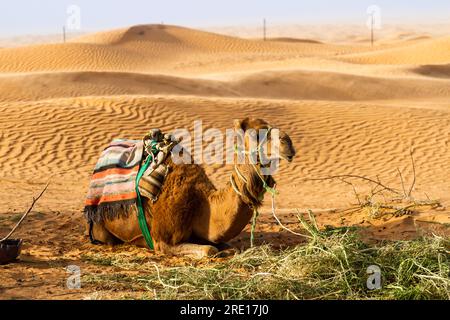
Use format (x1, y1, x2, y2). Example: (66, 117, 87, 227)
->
(1, 0, 449, 36)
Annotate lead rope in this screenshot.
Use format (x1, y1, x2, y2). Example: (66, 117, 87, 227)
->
(250, 208, 259, 248)
(250, 181, 307, 246)
(249, 179, 278, 247)
(136, 140, 159, 250)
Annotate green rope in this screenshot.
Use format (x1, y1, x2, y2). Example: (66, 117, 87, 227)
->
(136, 151, 155, 250)
(250, 208, 259, 248)
(249, 167, 278, 248)
(249, 181, 278, 248)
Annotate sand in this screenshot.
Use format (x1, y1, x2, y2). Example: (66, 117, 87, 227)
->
(0, 24, 449, 299)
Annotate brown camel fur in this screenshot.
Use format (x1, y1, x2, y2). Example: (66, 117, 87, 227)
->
(90, 118, 296, 258)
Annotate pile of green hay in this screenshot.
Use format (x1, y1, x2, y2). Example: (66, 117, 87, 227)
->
(82, 213, 449, 300)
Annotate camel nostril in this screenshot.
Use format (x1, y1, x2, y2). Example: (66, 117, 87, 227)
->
(286, 155, 294, 162)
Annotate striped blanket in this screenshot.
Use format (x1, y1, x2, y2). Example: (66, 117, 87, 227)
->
(84, 139, 143, 223)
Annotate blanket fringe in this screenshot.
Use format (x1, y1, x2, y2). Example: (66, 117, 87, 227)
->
(84, 200, 137, 224)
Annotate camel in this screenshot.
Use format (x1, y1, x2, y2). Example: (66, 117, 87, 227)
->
(89, 118, 296, 258)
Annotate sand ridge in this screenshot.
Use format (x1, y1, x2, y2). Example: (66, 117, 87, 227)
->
(341, 36, 450, 65)
(1, 69, 450, 102)
(1, 94, 449, 211)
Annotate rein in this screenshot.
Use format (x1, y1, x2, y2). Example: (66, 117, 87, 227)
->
(135, 140, 158, 250)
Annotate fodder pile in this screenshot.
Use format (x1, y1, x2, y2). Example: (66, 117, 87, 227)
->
(82, 213, 450, 300)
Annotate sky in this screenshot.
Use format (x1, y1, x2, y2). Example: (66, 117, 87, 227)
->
(0, 0, 449, 36)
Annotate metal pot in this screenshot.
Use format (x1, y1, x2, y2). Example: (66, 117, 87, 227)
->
(0, 239, 23, 264)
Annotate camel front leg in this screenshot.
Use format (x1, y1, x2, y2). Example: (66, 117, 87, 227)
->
(215, 242, 240, 256)
(88, 222, 122, 246)
(155, 241, 219, 259)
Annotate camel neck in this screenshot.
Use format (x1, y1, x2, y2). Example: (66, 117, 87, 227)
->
(232, 163, 269, 209)
(192, 163, 272, 244)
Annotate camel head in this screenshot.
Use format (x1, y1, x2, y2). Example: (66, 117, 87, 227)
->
(233, 118, 296, 165)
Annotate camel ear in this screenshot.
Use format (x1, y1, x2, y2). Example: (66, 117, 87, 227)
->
(234, 118, 250, 131)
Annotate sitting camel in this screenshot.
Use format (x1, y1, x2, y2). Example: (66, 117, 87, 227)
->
(89, 118, 296, 258)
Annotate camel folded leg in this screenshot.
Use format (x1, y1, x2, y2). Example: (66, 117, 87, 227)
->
(189, 237, 240, 256)
(215, 242, 240, 256)
(88, 222, 122, 246)
(124, 237, 219, 259)
(155, 241, 219, 259)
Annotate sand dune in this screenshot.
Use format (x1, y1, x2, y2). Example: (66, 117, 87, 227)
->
(266, 38, 323, 44)
(341, 36, 450, 65)
(229, 70, 450, 101)
(1, 69, 450, 102)
(0, 25, 389, 74)
(412, 64, 450, 79)
(206, 23, 450, 45)
(0, 72, 236, 101)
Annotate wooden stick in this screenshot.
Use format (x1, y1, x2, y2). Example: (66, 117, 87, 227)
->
(407, 150, 416, 198)
(397, 167, 407, 198)
(1, 179, 51, 242)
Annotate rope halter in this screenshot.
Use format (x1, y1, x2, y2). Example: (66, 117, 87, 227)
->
(231, 126, 278, 198)
(230, 126, 279, 247)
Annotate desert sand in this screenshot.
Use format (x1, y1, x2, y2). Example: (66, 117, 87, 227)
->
(0, 24, 449, 299)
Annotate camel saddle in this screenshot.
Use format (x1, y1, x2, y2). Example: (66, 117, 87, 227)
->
(84, 129, 177, 224)
(139, 129, 177, 202)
